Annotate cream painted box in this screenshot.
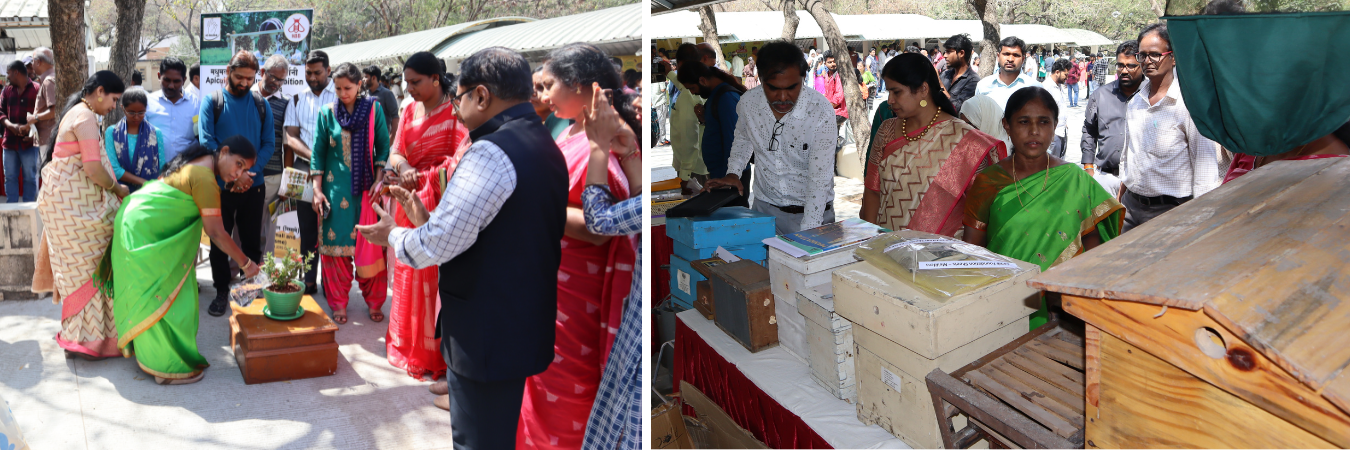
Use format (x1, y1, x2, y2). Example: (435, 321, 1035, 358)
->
(773, 293, 809, 362)
(831, 239, 1040, 359)
(853, 317, 1029, 448)
(766, 245, 859, 302)
(797, 282, 856, 402)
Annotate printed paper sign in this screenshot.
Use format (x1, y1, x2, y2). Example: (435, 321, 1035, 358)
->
(883, 238, 955, 253)
(918, 261, 1020, 270)
(677, 270, 691, 295)
(881, 366, 903, 393)
(199, 9, 314, 100)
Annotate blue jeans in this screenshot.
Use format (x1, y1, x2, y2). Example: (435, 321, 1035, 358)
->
(1067, 83, 1081, 107)
(4, 146, 39, 202)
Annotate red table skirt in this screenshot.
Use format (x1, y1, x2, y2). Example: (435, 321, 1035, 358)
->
(652, 225, 672, 303)
(674, 316, 832, 449)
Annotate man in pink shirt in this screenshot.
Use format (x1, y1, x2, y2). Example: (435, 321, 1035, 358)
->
(821, 50, 847, 149)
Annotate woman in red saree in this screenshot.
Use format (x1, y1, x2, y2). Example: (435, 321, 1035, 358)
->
(517, 43, 639, 450)
(862, 53, 1005, 237)
(383, 52, 468, 381)
(1222, 131, 1349, 183)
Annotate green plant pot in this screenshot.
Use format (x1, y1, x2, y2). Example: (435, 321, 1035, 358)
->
(264, 287, 304, 317)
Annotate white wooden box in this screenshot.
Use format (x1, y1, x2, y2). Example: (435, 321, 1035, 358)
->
(797, 282, 857, 403)
(766, 245, 858, 303)
(774, 293, 808, 363)
(832, 243, 1040, 359)
(853, 317, 1029, 448)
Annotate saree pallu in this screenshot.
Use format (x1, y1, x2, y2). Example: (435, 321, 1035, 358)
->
(98, 181, 208, 379)
(968, 164, 1124, 329)
(34, 131, 122, 358)
(518, 126, 636, 450)
(866, 118, 1005, 237)
(387, 100, 466, 381)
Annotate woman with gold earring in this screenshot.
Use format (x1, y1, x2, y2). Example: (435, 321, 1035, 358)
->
(861, 53, 1006, 237)
(961, 86, 1123, 329)
(33, 71, 130, 360)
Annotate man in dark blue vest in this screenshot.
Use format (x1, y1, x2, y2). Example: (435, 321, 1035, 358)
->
(358, 47, 568, 450)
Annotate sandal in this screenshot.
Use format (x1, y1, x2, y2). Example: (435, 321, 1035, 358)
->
(369, 310, 384, 323)
(64, 350, 111, 362)
(332, 309, 348, 325)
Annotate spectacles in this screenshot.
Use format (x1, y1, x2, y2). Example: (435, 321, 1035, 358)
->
(124, 110, 146, 117)
(451, 87, 476, 113)
(1137, 51, 1172, 64)
(768, 121, 785, 151)
(1116, 62, 1141, 70)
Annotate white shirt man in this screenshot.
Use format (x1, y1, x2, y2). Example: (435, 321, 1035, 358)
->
(976, 69, 1042, 110)
(1120, 69, 1223, 203)
(283, 80, 336, 166)
(1042, 66, 1070, 157)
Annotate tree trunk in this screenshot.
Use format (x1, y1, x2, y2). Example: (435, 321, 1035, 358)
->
(780, 0, 800, 41)
(105, 0, 148, 126)
(804, 0, 869, 170)
(697, 6, 724, 69)
(971, 0, 1000, 78)
(50, 0, 89, 101)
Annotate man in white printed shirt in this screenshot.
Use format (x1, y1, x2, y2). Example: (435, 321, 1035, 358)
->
(1119, 23, 1224, 232)
(705, 40, 836, 235)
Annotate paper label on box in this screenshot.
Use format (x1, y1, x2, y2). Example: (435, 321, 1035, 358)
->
(677, 269, 691, 295)
(883, 238, 956, 253)
(918, 261, 1019, 270)
(881, 366, 903, 393)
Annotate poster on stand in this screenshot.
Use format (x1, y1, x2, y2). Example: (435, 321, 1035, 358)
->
(199, 9, 314, 100)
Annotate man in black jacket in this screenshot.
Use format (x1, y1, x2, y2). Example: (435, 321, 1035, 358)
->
(358, 48, 567, 450)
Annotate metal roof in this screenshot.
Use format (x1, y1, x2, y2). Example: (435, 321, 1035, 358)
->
(1059, 28, 1116, 46)
(5, 26, 47, 49)
(649, 10, 830, 43)
(1000, 24, 1080, 45)
(435, 3, 642, 61)
(320, 17, 534, 66)
(835, 14, 940, 41)
(0, 0, 45, 27)
(650, 0, 738, 16)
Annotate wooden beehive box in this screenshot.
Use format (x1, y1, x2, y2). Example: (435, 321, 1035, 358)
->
(797, 282, 857, 402)
(708, 259, 778, 352)
(667, 207, 776, 309)
(689, 257, 729, 320)
(229, 295, 339, 385)
(768, 247, 861, 362)
(1028, 158, 1350, 448)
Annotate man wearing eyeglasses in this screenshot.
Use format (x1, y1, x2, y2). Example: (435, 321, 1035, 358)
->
(704, 40, 836, 235)
(1081, 40, 1143, 177)
(254, 55, 290, 258)
(1119, 23, 1224, 232)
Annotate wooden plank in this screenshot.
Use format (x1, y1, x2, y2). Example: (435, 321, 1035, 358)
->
(1026, 339, 1085, 371)
(1056, 329, 1084, 347)
(990, 359, 1085, 416)
(1012, 347, 1084, 386)
(1065, 295, 1350, 447)
(927, 369, 1077, 449)
(1036, 334, 1085, 361)
(1028, 157, 1346, 309)
(1323, 368, 1350, 417)
(678, 381, 770, 449)
(951, 321, 1062, 379)
(1087, 332, 1334, 449)
(978, 365, 1084, 433)
(1085, 325, 1101, 409)
(1003, 352, 1084, 398)
(967, 370, 1079, 439)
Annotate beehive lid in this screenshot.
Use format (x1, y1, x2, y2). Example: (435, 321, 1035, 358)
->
(1028, 157, 1350, 415)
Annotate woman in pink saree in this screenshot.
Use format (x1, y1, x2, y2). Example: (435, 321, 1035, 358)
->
(382, 52, 468, 381)
(516, 43, 639, 450)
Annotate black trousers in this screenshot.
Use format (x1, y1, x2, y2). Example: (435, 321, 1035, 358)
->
(210, 184, 265, 291)
(1121, 189, 1187, 233)
(443, 353, 527, 450)
(297, 200, 320, 285)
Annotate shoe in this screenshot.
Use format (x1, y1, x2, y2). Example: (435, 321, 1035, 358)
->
(208, 293, 229, 317)
(433, 394, 450, 411)
(305, 283, 318, 296)
(429, 380, 449, 396)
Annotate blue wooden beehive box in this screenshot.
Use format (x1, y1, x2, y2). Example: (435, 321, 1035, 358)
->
(666, 207, 776, 309)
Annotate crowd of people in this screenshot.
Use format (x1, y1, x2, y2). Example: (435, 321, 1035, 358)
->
(656, 21, 1348, 328)
(29, 43, 644, 450)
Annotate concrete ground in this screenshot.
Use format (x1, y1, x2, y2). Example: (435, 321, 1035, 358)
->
(0, 267, 452, 450)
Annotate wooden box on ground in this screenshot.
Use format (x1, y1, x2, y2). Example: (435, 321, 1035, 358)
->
(797, 282, 857, 402)
(679, 381, 770, 449)
(925, 321, 1085, 449)
(1028, 158, 1350, 448)
(229, 295, 339, 385)
(852, 315, 1029, 449)
(708, 259, 777, 352)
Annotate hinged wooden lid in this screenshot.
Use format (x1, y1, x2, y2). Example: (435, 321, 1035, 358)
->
(709, 259, 771, 292)
(1028, 157, 1350, 415)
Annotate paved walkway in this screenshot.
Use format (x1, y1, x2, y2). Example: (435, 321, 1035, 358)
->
(0, 269, 452, 450)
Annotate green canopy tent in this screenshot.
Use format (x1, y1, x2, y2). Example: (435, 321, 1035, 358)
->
(1165, 0, 1350, 156)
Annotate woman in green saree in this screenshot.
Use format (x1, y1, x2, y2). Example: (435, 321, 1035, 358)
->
(962, 87, 1124, 329)
(99, 137, 260, 385)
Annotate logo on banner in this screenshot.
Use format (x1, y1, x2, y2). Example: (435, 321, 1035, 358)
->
(203, 17, 222, 41)
(284, 14, 310, 42)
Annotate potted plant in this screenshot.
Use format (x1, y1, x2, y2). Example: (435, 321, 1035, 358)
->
(260, 251, 315, 320)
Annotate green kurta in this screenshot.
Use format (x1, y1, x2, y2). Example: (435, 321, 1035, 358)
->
(310, 101, 390, 257)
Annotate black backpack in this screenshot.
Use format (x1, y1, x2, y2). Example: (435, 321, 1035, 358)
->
(211, 88, 267, 131)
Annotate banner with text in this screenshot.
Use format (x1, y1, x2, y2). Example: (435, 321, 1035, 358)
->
(200, 9, 313, 100)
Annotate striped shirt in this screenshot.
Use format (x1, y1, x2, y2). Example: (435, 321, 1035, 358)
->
(1120, 71, 1223, 198)
(283, 81, 337, 164)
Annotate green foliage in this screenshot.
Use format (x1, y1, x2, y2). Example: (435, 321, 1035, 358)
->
(262, 251, 315, 291)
